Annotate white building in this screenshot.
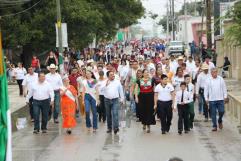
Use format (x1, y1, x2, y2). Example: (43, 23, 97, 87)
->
(176, 15, 214, 45)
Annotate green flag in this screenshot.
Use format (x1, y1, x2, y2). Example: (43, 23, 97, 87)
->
(0, 28, 11, 161)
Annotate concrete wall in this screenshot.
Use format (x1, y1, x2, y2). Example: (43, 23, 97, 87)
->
(216, 20, 241, 81)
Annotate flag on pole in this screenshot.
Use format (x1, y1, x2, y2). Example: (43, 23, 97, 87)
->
(0, 28, 12, 161)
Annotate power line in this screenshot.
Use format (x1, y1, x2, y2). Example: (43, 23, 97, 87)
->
(0, 0, 31, 6)
(0, 0, 42, 17)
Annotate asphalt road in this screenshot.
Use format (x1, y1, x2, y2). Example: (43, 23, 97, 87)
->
(12, 104, 241, 161)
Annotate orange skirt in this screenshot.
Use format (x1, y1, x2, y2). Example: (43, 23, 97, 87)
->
(61, 99, 77, 129)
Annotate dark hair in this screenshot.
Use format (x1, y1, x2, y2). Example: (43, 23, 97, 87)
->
(106, 71, 114, 77)
(184, 74, 190, 79)
(180, 82, 186, 87)
(142, 69, 149, 74)
(161, 74, 168, 80)
(99, 71, 104, 76)
(121, 59, 126, 65)
(168, 157, 183, 161)
(182, 63, 186, 67)
(106, 63, 112, 66)
(38, 72, 45, 77)
(175, 67, 183, 76)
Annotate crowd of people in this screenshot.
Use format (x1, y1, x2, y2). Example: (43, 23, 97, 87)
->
(8, 39, 230, 136)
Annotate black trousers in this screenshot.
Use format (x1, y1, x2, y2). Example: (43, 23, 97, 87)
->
(17, 79, 23, 95)
(29, 97, 34, 119)
(98, 95, 106, 122)
(157, 101, 173, 132)
(177, 104, 189, 132)
(199, 88, 210, 119)
(33, 99, 50, 131)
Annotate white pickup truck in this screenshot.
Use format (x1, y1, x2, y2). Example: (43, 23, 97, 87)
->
(167, 41, 185, 55)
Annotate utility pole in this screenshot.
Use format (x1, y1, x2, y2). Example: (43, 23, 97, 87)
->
(166, 1, 169, 41)
(194, 0, 197, 16)
(171, 0, 175, 40)
(199, 0, 205, 54)
(206, 0, 212, 49)
(56, 0, 63, 73)
(184, 0, 188, 45)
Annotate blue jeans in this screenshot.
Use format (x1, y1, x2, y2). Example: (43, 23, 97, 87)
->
(33, 99, 50, 131)
(54, 91, 60, 120)
(198, 95, 204, 113)
(104, 98, 120, 130)
(84, 94, 97, 129)
(130, 99, 136, 113)
(209, 100, 225, 128)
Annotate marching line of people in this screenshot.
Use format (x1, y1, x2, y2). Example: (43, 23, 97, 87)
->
(12, 43, 228, 136)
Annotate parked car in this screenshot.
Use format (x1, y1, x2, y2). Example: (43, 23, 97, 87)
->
(167, 41, 185, 55)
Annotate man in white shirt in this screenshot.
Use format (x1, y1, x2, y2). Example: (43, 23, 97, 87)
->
(154, 74, 175, 134)
(22, 67, 38, 121)
(169, 55, 178, 73)
(46, 64, 63, 123)
(103, 71, 124, 134)
(196, 63, 210, 121)
(26, 72, 54, 134)
(161, 57, 167, 74)
(186, 56, 196, 74)
(146, 57, 156, 72)
(204, 68, 228, 131)
(203, 55, 215, 73)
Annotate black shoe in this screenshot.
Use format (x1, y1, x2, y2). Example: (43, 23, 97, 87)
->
(162, 131, 166, 134)
(42, 130, 47, 133)
(114, 128, 119, 134)
(67, 130, 72, 135)
(54, 119, 59, 124)
(178, 131, 182, 135)
(184, 131, 188, 134)
(33, 130, 39, 134)
(106, 129, 112, 133)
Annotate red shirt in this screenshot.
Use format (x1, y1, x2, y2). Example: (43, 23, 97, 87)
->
(112, 63, 119, 71)
(31, 58, 39, 68)
(68, 74, 79, 90)
(137, 79, 154, 93)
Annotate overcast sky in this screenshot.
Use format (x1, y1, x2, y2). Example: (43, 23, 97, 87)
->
(139, 0, 199, 30)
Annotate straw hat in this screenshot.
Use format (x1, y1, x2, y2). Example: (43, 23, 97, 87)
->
(47, 64, 58, 70)
(177, 56, 184, 60)
(202, 63, 209, 70)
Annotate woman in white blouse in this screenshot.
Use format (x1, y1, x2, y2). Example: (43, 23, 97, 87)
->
(14, 62, 27, 96)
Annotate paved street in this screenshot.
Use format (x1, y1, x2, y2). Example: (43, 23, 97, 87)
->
(12, 106, 241, 161)
(8, 67, 241, 161)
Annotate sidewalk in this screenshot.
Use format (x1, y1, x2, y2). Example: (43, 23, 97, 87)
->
(8, 84, 26, 113)
(8, 84, 28, 132)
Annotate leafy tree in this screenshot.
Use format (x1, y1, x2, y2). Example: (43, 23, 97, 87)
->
(224, 1, 241, 46)
(0, 0, 144, 65)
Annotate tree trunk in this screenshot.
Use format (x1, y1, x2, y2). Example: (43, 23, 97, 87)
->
(206, 0, 212, 49)
(22, 44, 33, 68)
